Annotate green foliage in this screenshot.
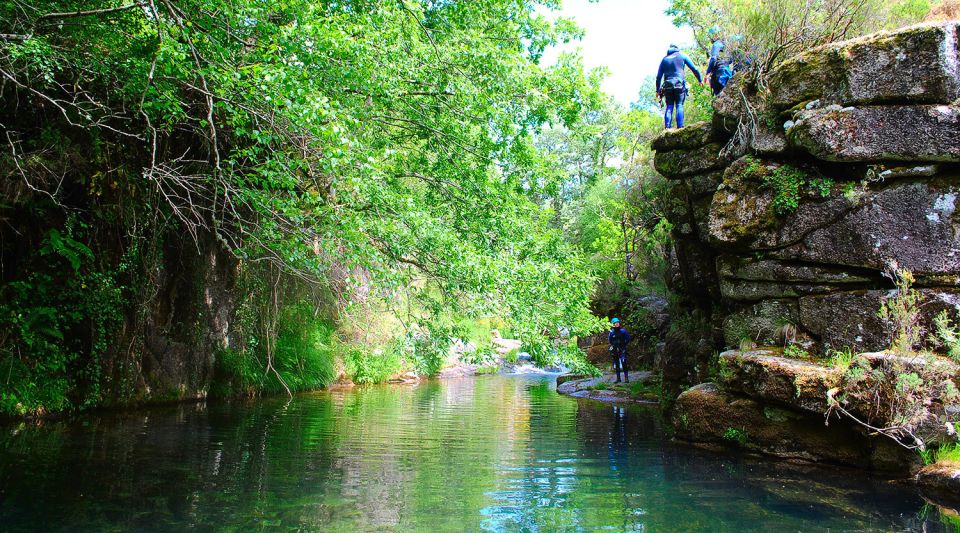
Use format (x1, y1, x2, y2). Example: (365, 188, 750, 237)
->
(0, 225, 123, 416)
(1, 0, 611, 414)
(666, 0, 933, 78)
(343, 342, 405, 386)
(828, 349, 857, 373)
(744, 157, 833, 216)
(723, 427, 748, 444)
(783, 344, 809, 358)
(555, 343, 602, 377)
(213, 302, 337, 395)
(878, 263, 923, 354)
(504, 348, 521, 365)
(931, 311, 960, 361)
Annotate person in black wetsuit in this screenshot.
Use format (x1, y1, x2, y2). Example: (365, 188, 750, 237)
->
(655, 44, 702, 129)
(608, 318, 631, 383)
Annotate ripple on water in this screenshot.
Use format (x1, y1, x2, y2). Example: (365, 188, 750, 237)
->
(0, 375, 953, 532)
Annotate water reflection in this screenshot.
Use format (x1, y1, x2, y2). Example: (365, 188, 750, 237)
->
(0, 375, 954, 532)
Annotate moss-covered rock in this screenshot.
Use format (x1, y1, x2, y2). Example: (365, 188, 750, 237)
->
(673, 382, 915, 473)
(663, 182, 695, 236)
(717, 256, 874, 301)
(650, 121, 719, 152)
(718, 349, 839, 414)
(684, 171, 723, 199)
(768, 22, 960, 109)
(707, 157, 853, 250)
(917, 461, 960, 505)
(789, 104, 960, 162)
(799, 289, 960, 352)
(653, 142, 726, 179)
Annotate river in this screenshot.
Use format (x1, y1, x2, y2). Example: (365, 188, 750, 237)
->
(0, 375, 954, 531)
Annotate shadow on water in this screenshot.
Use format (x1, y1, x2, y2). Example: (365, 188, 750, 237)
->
(0, 375, 955, 532)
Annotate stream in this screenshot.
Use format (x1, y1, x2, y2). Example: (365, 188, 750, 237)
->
(0, 375, 954, 531)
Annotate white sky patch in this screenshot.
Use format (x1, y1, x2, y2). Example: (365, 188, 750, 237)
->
(540, 0, 696, 106)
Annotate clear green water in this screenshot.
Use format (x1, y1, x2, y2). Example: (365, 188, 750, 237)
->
(0, 375, 954, 532)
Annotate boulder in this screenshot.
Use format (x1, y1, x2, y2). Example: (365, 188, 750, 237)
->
(772, 178, 960, 276)
(653, 142, 726, 179)
(650, 121, 718, 152)
(789, 105, 960, 163)
(768, 22, 960, 109)
(722, 299, 799, 347)
(673, 383, 915, 472)
(718, 349, 839, 414)
(750, 125, 790, 157)
(712, 75, 756, 134)
(708, 157, 855, 250)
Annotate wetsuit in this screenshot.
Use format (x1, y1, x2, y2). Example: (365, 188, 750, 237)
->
(706, 40, 727, 95)
(656, 46, 702, 129)
(608, 326, 631, 382)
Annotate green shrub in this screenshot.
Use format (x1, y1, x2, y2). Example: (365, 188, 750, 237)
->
(409, 332, 449, 377)
(878, 262, 923, 354)
(0, 226, 124, 416)
(212, 302, 337, 396)
(723, 427, 748, 444)
(343, 342, 404, 385)
(554, 343, 601, 377)
(271, 304, 336, 392)
(931, 311, 960, 361)
(504, 348, 520, 364)
(783, 344, 809, 358)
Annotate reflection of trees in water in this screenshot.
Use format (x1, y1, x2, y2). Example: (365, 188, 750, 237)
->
(0, 378, 947, 531)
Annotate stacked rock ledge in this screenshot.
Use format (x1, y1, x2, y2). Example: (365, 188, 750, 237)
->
(651, 21, 960, 493)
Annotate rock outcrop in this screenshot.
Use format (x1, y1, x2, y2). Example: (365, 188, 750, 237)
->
(655, 22, 960, 487)
(652, 22, 960, 362)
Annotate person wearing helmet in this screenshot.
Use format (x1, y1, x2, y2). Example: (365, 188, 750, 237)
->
(608, 318, 631, 383)
(705, 26, 730, 96)
(656, 44, 702, 129)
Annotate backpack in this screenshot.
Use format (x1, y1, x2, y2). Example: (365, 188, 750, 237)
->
(715, 58, 734, 87)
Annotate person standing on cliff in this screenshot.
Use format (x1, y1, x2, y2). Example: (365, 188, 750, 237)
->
(608, 318, 631, 383)
(656, 44, 702, 129)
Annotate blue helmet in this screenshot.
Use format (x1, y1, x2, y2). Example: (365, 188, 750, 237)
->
(708, 25, 721, 36)
(611, 318, 621, 325)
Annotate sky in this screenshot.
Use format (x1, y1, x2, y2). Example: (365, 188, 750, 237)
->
(540, 0, 695, 106)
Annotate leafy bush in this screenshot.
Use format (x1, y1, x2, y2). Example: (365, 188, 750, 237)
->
(723, 427, 748, 444)
(878, 262, 924, 354)
(0, 226, 123, 416)
(343, 342, 405, 385)
(931, 311, 960, 362)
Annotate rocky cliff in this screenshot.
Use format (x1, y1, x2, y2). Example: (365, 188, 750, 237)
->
(654, 21, 960, 373)
(652, 22, 960, 482)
